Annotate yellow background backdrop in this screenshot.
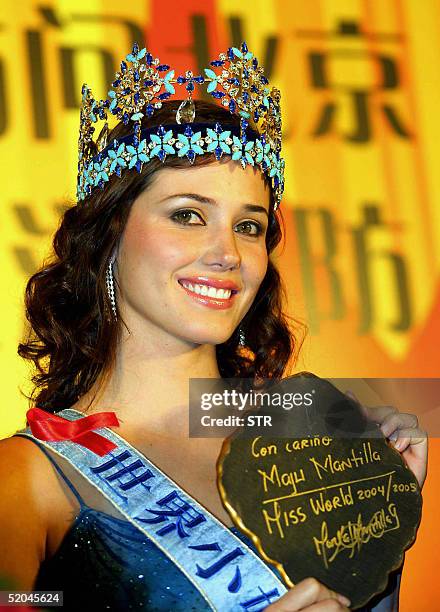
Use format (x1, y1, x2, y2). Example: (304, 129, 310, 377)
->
(1, 1, 438, 608)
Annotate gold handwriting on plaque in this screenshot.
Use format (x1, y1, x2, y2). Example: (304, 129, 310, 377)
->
(312, 503, 400, 568)
(217, 373, 423, 609)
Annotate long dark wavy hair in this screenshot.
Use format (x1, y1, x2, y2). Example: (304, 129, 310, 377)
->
(18, 99, 306, 413)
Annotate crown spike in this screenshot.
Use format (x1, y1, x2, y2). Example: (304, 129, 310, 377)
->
(76, 42, 285, 208)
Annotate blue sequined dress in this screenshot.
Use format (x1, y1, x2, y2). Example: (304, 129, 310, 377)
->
(18, 436, 402, 611)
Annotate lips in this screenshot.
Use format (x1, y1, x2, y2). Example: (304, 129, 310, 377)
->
(177, 276, 240, 292)
(177, 277, 239, 310)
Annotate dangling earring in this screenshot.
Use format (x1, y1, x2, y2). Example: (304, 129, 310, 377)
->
(105, 254, 117, 321)
(238, 326, 246, 346)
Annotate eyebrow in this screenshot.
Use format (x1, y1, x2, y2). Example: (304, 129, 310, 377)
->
(159, 192, 269, 217)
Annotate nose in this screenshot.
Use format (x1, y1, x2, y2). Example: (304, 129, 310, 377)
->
(201, 227, 241, 270)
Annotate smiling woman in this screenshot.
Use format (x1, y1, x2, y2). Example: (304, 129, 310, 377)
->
(0, 96, 302, 611)
(19, 98, 295, 405)
(0, 42, 425, 612)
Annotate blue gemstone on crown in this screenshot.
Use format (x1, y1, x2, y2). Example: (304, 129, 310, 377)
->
(76, 41, 284, 209)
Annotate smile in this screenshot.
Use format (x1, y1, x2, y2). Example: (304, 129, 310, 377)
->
(180, 281, 234, 299)
(178, 280, 239, 310)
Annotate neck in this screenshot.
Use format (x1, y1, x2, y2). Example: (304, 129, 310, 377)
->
(74, 330, 222, 437)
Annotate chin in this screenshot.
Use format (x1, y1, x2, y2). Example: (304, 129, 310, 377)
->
(181, 328, 235, 347)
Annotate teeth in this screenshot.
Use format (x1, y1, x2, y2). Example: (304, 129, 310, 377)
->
(181, 281, 232, 300)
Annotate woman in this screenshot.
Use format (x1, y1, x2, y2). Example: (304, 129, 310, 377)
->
(0, 43, 427, 611)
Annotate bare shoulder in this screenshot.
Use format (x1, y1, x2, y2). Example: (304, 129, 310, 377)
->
(0, 435, 51, 589)
(0, 432, 45, 458)
(0, 433, 52, 520)
(0, 434, 70, 520)
(0, 434, 53, 489)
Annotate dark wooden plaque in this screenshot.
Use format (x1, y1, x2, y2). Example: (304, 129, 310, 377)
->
(217, 373, 422, 609)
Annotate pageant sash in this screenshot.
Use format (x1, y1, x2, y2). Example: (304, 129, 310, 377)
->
(16, 408, 287, 611)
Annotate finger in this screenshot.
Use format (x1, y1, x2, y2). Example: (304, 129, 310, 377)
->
(345, 390, 362, 408)
(389, 427, 427, 451)
(388, 427, 428, 488)
(361, 404, 398, 423)
(379, 412, 419, 438)
(344, 391, 395, 423)
(266, 577, 350, 611)
(345, 390, 369, 420)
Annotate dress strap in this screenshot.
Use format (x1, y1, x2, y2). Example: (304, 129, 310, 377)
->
(13, 434, 86, 509)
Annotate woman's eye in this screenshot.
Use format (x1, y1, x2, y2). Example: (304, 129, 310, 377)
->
(236, 220, 263, 236)
(171, 209, 204, 225)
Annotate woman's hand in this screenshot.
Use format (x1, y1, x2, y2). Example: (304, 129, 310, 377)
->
(266, 577, 350, 611)
(346, 390, 428, 489)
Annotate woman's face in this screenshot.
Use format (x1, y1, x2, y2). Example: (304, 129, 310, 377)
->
(115, 159, 271, 347)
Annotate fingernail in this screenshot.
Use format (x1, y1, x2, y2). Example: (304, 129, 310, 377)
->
(337, 594, 351, 606)
(394, 439, 403, 450)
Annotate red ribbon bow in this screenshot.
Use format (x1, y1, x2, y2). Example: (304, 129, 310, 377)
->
(27, 407, 120, 456)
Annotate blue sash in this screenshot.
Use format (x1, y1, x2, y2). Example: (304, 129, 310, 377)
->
(16, 408, 287, 611)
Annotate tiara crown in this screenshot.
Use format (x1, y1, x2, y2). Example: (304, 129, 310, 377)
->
(77, 41, 285, 209)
